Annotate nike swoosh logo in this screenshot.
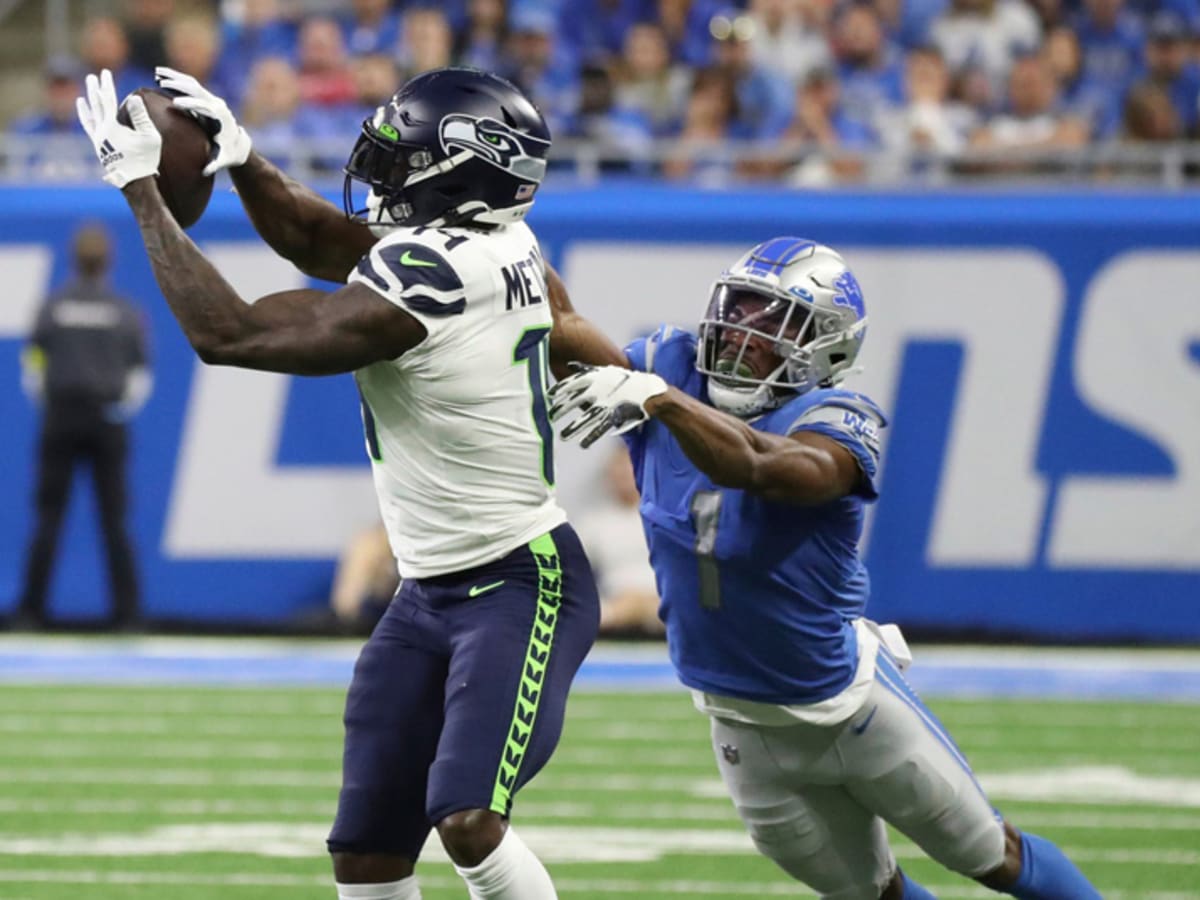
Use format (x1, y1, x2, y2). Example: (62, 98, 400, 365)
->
(851, 704, 877, 735)
(400, 249, 437, 268)
(468, 580, 505, 598)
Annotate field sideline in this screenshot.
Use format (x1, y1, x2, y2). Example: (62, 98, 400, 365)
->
(0, 638, 1197, 899)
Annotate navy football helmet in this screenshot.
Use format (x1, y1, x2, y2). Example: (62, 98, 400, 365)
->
(343, 67, 551, 230)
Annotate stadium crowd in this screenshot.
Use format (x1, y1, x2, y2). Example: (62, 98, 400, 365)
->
(4, 0, 1199, 182)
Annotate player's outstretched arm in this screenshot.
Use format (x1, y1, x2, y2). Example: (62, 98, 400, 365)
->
(544, 262, 630, 378)
(124, 178, 424, 374)
(644, 389, 862, 505)
(550, 364, 860, 505)
(155, 66, 373, 284)
(228, 152, 376, 284)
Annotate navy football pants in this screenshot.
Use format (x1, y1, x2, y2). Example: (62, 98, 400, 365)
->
(327, 523, 600, 860)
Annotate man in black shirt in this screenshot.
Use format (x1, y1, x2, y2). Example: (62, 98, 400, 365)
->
(12, 222, 152, 630)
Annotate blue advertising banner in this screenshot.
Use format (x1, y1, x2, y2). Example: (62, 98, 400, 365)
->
(1, 184, 1196, 639)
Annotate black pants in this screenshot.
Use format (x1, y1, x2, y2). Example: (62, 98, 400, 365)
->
(19, 406, 139, 625)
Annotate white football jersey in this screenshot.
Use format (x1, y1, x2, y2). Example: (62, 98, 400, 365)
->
(347, 221, 566, 578)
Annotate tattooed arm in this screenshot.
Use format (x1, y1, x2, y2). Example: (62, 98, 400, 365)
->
(122, 180, 424, 374)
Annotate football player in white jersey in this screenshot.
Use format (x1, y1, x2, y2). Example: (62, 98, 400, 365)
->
(77, 65, 626, 900)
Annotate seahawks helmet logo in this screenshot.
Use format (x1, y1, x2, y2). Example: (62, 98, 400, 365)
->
(439, 114, 548, 182)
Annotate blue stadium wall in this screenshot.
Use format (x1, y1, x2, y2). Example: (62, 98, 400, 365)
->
(1, 184, 1197, 641)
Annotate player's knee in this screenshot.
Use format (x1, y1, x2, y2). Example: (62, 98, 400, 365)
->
(975, 820, 1023, 889)
(330, 850, 414, 884)
(436, 808, 506, 867)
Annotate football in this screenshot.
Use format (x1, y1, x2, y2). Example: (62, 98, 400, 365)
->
(117, 88, 215, 228)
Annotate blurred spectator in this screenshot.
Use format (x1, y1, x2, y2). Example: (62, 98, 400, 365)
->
(350, 54, 402, 114)
(1120, 79, 1183, 140)
(969, 51, 1090, 167)
(949, 60, 998, 118)
(930, 0, 1042, 89)
(500, 5, 582, 137)
(7, 57, 84, 138)
(874, 0, 950, 47)
(4, 57, 91, 180)
(658, 0, 727, 66)
(560, 0, 654, 64)
(453, 0, 509, 71)
(293, 54, 399, 171)
(80, 17, 153, 101)
(164, 17, 234, 101)
(1143, 11, 1200, 136)
(11, 223, 152, 632)
(338, 0, 402, 58)
(663, 64, 741, 180)
(574, 447, 663, 638)
(879, 45, 976, 156)
(1044, 25, 1118, 136)
(1027, 0, 1066, 31)
(123, 0, 174, 72)
(778, 66, 875, 183)
(239, 56, 302, 168)
(831, 3, 907, 136)
(614, 21, 692, 134)
(399, 6, 455, 78)
(297, 16, 357, 106)
(1074, 0, 1144, 97)
(710, 6, 796, 138)
(329, 521, 397, 635)
(215, 0, 298, 110)
(565, 62, 655, 172)
(746, 0, 832, 86)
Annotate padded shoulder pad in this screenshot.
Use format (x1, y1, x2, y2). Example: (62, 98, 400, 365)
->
(352, 235, 467, 317)
(788, 392, 887, 465)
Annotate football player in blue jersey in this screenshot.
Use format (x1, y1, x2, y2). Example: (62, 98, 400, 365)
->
(549, 238, 1102, 900)
(76, 65, 630, 900)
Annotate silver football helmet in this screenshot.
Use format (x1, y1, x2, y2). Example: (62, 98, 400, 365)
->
(696, 238, 868, 417)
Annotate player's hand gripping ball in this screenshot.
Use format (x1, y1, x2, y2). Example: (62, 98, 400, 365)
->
(117, 88, 215, 228)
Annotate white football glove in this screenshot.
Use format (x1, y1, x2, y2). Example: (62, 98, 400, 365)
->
(155, 66, 252, 175)
(548, 364, 668, 448)
(76, 69, 161, 189)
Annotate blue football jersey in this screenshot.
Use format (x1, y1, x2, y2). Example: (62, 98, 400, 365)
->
(624, 327, 887, 705)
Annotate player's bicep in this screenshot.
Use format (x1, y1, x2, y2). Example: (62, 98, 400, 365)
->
(305, 214, 378, 284)
(223, 282, 426, 375)
(545, 261, 630, 377)
(760, 430, 864, 504)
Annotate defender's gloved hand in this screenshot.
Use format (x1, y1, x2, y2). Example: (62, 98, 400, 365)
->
(155, 66, 252, 175)
(548, 364, 668, 448)
(76, 69, 161, 189)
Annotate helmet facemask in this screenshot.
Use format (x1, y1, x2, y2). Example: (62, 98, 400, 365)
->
(342, 117, 435, 230)
(696, 264, 867, 418)
(699, 286, 820, 417)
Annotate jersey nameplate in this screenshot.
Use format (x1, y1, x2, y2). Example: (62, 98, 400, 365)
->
(503, 247, 547, 311)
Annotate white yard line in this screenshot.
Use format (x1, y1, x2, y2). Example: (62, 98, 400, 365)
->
(0, 869, 1193, 899)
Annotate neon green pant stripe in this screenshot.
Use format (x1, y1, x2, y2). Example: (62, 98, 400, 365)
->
(489, 531, 562, 815)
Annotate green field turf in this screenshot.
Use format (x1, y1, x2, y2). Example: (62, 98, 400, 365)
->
(0, 684, 1197, 899)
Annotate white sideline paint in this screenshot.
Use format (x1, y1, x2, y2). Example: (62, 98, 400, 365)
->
(0, 871, 1193, 900)
(1, 798, 1200, 833)
(0, 764, 1198, 807)
(0, 823, 1196, 870)
(0, 872, 1193, 900)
